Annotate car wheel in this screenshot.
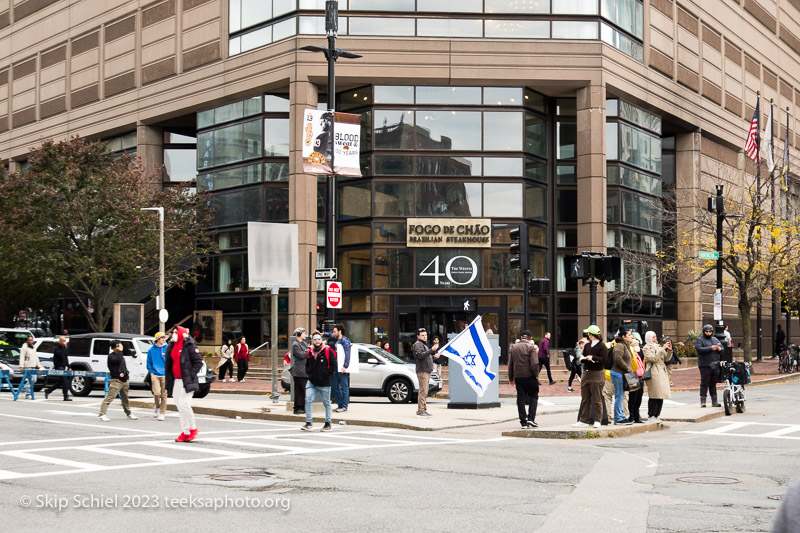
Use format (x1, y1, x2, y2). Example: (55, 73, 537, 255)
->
(193, 384, 210, 399)
(70, 376, 93, 397)
(385, 378, 412, 404)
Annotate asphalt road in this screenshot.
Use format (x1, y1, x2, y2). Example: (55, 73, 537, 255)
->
(1, 382, 798, 532)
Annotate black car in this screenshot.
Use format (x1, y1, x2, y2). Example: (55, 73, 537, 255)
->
(0, 344, 44, 393)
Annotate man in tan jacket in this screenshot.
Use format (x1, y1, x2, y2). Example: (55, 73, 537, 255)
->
(508, 330, 540, 429)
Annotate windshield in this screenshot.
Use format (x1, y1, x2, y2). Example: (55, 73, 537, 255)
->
(0, 332, 31, 348)
(369, 346, 407, 364)
(136, 339, 154, 353)
(0, 345, 21, 365)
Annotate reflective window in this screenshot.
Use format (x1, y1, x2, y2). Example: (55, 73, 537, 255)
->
(557, 121, 576, 159)
(349, 0, 413, 10)
(264, 186, 290, 221)
(485, 0, 549, 13)
(198, 163, 262, 191)
(606, 122, 618, 161)
(374, 110, 415, 149)
(349, 17, 415, 35)
(374, 155, 414, 175)
(619, 123, 661, 174)
(484, 157, 523, 176)
(416, 156, 482, 176)
(524, 88, 546, 112)
(273, 0, 296, 17)
(273, 18, 297, 41)
(417, 18, 483, 37)
(529, 224, 547, 246)
(242, 26, 272, 52)
(484, 182, 523, 217)
(374, 222, 405, 242)
(212, 188, 262, 226)
(214, 124, 243, 166)
(484, 249, 517, 289)
(617, 100, 661, 134)
(265, 162, 289, 181)
(601, 22, 644, 61)
(374, 249, 414, 289)
(525, 113, 547, 158)
(601, 0, 644, 39)
(607, 190, 619, 222)
(416, 86, 481, 105)
(415, 249, 482, 289)
(418, 0, 482, 11)
(622, 191, 660, 231)
(215, 254, 246, 292)
(199, 96, 262, 128)
(416, 182, 482, 216)
(553, 0, 599, 14)
(606, 98, 619, 116)
(264, 94, 290, 112)
(557, 189, 577, 222)
(231, 0, 272, 33)
(525, 183, 546, 220)
(339, 183, 372, 219)
(340, 87, 373, 110)
(340, 249, 372, 290)
(485, 19, 549, 38)
(557, 164, 577, 184)
(552, 20, 598, 39)
(484, 87, 523, 106)
(374, 86, 413, 104)
(374, 182, 415, 216)
(217, 229, 246, 250)
(264, 118, 290, 156)
(416, 111, 481, 150)
(300, 0, 349, 8)
(484, 112, 523, 151)
(164, 149, 197, 182)
(526, 159, 547, 182)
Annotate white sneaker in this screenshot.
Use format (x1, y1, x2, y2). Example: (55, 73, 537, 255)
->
(572, 421, 590, 428)
(157, 414, 165, 421)
(224, 378, 229, 382)
(593, 421, 601, 428)
(99, 415, 110, 422)
(127, 414, 138, 420)
(153, 406, 159, 418)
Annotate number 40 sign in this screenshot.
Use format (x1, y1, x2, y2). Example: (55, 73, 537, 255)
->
(419, 255, 478, 286)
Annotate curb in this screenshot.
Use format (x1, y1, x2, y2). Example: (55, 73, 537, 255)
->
(660, 409, 725, 423)
(502, 421, 668, 439)
(670, 371, 800, 393)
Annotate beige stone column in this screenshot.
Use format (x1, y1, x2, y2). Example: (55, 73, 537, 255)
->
(288, 79, 319, 335)
(576, 84, 607, 333)
(675, 131, 703, 337)
(137, 124, 164, 189)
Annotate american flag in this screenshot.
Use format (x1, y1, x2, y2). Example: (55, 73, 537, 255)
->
(745, 97, 761, 162)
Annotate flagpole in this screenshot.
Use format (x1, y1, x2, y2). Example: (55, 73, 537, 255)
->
(756, 92, 763, 362)
(785, 106, 792, 345)
(769, 99, 778, 359)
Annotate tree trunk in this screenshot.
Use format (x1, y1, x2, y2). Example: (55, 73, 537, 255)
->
(738, 295, 752, 363)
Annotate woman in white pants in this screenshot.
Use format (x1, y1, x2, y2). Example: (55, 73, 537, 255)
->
(165, 326, 203, 442)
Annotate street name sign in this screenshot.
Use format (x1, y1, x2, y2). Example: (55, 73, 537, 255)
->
(699, 251, 719, 260)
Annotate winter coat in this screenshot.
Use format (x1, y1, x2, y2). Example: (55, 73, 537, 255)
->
(306, 345, 337, 387)
(215, 343, 234, 370)
(610, 338, 632, 374)
(413, 340, 435, 374)
(290, 339, 308, 378)
(694, 334, 721, 368)
(508, 340, 539, 381)
(166, 335, 203, 394)
(19, 344, 41, 369)
(643, 343, 671, 399)
(52, 344, 69, 370)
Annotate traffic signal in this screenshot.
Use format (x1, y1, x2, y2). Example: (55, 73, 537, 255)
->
(594, 256, 621, 282)
(528, 278, 550, 295)
(509, 225, 528, 271)
(564, 255, 590, 280)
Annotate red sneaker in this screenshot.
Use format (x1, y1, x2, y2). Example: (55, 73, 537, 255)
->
(187, 428, 198, 441)
(175, 432, 188, 442)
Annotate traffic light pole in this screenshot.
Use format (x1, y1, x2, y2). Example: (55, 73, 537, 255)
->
(523, 268, 530, 333)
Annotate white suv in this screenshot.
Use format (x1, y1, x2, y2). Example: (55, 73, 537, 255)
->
(282, 343, 443, 403)
(34, 333, 215, 398)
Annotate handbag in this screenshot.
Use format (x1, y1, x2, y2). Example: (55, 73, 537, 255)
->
(623, 371, 641, 391)
(641, 364, 652, 381)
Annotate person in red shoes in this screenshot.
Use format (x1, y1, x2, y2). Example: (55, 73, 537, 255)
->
(166, 325, 203, 442)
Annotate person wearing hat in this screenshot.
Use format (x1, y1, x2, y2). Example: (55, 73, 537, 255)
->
(694, 324, 723, 408)
(147, 332, 168, 421)
(508, 330, 540, 429)
(412, 328, 440, 417)
(98, 341, 137, 422)
(573, 325, 608, 428)
(290, 326, 309, 415)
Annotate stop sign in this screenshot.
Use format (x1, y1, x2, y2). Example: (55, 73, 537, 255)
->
(326, 281, 342, 309)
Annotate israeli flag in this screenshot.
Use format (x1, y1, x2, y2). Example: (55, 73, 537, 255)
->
(439, 315, 497, 397)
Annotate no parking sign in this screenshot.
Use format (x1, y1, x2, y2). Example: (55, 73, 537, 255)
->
(326, 281, 342, 309)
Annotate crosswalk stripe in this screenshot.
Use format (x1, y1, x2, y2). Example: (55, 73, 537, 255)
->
(76, 445, 181, 463)
(1, 450, 103, 470)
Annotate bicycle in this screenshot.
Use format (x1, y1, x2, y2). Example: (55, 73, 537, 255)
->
(718, 360, 751, 416)
(778, 344, 799, 374)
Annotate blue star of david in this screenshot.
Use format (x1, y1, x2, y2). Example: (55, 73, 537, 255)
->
(463, 352, 477, 366)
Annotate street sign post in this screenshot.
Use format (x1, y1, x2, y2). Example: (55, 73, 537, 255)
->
(315, 268, 338, 280)
(699, 251, 719, 260)
(326, 281, 342, 309)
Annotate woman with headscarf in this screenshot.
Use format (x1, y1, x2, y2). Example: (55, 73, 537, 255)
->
(643, 331, 671, 422)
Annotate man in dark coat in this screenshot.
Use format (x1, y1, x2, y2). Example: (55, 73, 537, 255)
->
(302, 331, 337, 432)
(166, 326, 203, 442)
(98, 341, 137, 421)
(45, 336, 72, 401)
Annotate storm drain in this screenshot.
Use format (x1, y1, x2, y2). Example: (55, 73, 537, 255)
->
(677, 476, 740, 485)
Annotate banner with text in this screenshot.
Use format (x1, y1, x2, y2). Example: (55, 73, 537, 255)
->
(406, 218, 491, 247)
(302, 109, 362, 177)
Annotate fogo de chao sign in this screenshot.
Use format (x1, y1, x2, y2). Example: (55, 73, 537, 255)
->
(406, 218, 491, 248)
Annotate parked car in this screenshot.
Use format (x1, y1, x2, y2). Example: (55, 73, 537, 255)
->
(0, 343, 44, 392)
(33, 333, 216, 398)
(0, 328, 35, 349)
(281, 343, 443, 403)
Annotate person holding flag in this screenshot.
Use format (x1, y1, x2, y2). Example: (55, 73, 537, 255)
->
(412, 328, 441, 417)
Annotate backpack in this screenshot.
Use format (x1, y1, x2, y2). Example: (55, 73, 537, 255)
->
(604, 342, 615, 370)
(308, 345, 332, 369)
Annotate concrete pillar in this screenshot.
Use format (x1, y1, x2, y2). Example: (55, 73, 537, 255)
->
(576, 84, 607, 334)
(137, 124, 163, 190)
(675, 131, 702, 337)
(288, 79, 319, 335)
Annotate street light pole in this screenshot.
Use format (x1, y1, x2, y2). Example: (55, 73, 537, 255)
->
(300, 0, 361, 334)
(141, 207, 165, 331)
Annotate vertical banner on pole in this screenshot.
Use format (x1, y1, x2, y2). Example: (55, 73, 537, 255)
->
(302, 109, 362, 176)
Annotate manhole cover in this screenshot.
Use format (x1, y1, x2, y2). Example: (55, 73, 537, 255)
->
(768, 495, 783, 501)
(598, 443, 647, 449)
(677, 476, 740, 485)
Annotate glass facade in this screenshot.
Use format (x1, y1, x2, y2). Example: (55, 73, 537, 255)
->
(228, 0, 644, 61)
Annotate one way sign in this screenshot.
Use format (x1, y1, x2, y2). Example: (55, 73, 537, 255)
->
(315, 268, 338, 280)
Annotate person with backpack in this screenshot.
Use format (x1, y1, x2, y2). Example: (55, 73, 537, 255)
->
(567, 338, 586, 392)
(302, 330, 338, 432)
(573, 325, 607, 428)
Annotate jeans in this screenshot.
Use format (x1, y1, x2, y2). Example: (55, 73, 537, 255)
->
(514, 376, 539, 425)
(20, 372, 38, 398)
(609, 370, 626, 422)
(333, 372, 349, 408)
(305, 382, 331, 423)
